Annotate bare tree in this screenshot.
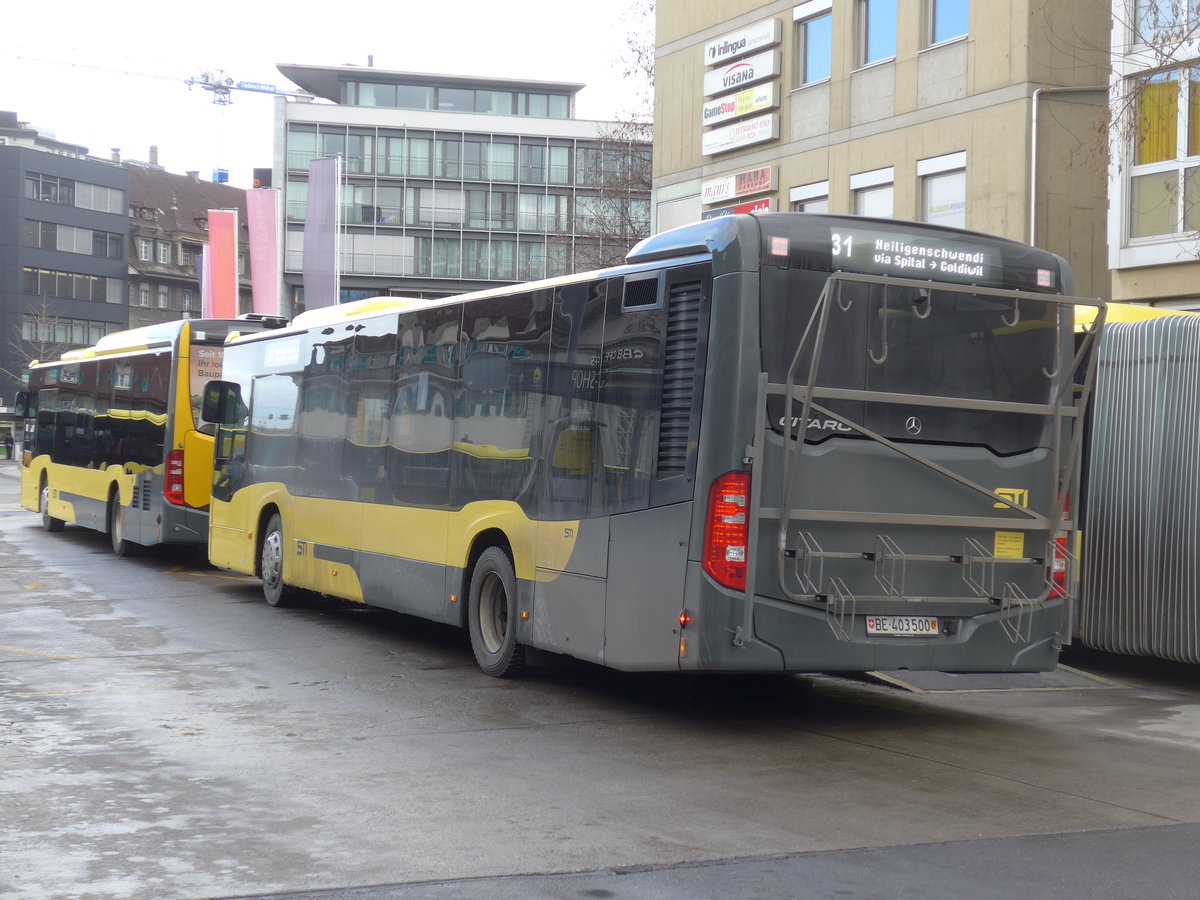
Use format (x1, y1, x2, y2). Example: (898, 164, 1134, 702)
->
(572, 0, 655, 272)
(1, 297, 75, 388)
(616, 0, 656, 123)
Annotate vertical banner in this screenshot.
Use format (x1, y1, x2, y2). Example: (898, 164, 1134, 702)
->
(303, 156, 341, 311)
(198, 251, 211, 317)
(207, 209, 239, 319)
(246, 188, 281, 316)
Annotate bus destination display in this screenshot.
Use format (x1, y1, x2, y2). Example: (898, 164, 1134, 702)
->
(830, 226, 1000, 283)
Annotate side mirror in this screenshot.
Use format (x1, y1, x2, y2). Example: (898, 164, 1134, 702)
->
(202, 380, 243, 426)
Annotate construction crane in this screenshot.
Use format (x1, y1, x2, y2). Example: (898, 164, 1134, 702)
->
(16, 56, 313, 107)
(185, 71, 315, 105)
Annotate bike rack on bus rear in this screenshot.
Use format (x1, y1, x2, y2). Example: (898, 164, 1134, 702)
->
(734, 272, 1105, 648)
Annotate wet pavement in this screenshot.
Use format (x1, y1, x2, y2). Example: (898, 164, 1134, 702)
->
(1, 458, 1199, 899)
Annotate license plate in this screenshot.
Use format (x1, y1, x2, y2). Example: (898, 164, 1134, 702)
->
(865, 615, 939, 637)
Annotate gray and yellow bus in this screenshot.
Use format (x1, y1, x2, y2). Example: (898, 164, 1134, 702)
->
(18, 317, 285, 555)
(203, 213, 1103, 676)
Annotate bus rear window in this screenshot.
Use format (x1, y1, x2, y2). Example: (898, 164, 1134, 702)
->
(190, 345, 226, 428)
(761, 267, 1062, 455)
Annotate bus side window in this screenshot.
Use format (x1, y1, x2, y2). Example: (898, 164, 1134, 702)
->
(14, 391, 34, 419)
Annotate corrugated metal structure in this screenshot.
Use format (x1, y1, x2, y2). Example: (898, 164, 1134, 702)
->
(1079, 315, 1200, 662)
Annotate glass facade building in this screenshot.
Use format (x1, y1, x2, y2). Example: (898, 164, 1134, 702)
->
(275, 65, 651, 312)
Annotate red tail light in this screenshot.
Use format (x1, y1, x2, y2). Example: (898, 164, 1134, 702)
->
(1049, 533, 1069, 598)
(1049, 494, 1070, 598)
(702, 472, 750, 591)
(164, 449, 186, 506)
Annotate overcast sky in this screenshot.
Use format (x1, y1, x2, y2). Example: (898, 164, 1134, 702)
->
(4, 0, 650, 188)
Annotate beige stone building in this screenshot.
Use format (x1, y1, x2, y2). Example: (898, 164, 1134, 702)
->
(652, 0, 1112, 299)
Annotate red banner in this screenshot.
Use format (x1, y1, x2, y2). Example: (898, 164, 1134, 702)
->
(205, 209, 239, 319)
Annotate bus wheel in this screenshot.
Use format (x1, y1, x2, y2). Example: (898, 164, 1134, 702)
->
(260, 514, 296, 608)
(468, 547, 526, 678)
(108, 497, 136, 557)
(40, 483, 64, 533)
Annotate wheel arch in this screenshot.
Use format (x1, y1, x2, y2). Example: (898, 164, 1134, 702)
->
(459, 527, 514, 629)
(105, 480, 121, 534)
(254, 502, 283, 579)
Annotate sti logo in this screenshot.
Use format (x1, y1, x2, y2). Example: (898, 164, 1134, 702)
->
(993, 488, 1029, 510)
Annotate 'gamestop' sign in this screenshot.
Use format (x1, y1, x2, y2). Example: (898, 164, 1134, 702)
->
(701, 83, 779, 127)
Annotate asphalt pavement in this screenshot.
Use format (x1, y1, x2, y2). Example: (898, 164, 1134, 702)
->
(3, 454, 1200, 900)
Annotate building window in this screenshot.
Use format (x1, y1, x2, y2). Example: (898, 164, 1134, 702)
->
(918, 152, 966, 228)
(1127, 67, 1200, 238)
(343, 81, 568, 118)
(157, 285, 170, 308)
(855, 185, 893, 216)
(475, 90, 514, 115)
(549, 145, 571, 185)
(435, 138, 462, 178)
(24, 221, 121, 257)
(156, 241, 172, 264)
(22, 266, 120, 302)
(790, 180, 831, 212)
(23, 315, 114, 344)
(852, 166, 894, 217)
(1132, 0, 1195, 46)
(138, 285, 151, 306)
(24, 173, 75, 205)
(397, 84, 435, 110)
(438, 88, 474, 112)
(929, 0, 968, 46)
(138, 238, 152, 261)
(795, 1, 833, 86)
(520, 143, 547, 182)
(859, 0, 897, 66)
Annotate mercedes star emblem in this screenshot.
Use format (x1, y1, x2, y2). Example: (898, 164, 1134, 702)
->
(905, 416, 923, 436)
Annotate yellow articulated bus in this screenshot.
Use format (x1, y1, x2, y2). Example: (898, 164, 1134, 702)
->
(203, 213, 1102, 678)
(17, 316, 285, 555)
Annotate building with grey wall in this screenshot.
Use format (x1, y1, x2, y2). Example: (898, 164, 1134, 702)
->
(0, 112, 128, 405)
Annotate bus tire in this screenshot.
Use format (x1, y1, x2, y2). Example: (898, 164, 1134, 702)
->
(40, 482, 64, 533)
(467, 546, 526, 678)
(260, 513, 297, 608)
(108, 497, 137, 557)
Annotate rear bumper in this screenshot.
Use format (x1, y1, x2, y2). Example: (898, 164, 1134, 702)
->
(683, 563, 1062, 673)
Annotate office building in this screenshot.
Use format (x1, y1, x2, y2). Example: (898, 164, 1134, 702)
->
(0, 111, 128, 405)
(273, 64, 651, 312)
(652, 1, 1111, 299)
